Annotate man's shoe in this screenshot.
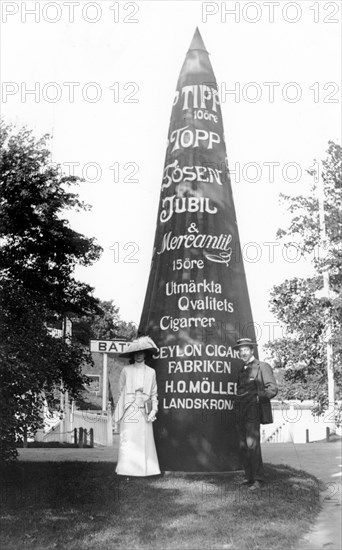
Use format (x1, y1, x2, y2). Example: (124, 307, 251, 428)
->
(248, 480, 263, 491)
(239, 479, 253, 486)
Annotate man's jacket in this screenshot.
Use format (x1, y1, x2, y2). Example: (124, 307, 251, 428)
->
(237, 359, 278, 402)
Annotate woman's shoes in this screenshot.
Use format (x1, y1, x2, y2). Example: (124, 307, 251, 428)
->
(248, 480, 263, 491)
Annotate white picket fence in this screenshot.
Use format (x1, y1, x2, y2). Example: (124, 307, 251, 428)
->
(72, 409, 112, 446)
(261, 400, 342, 444)
(38, 403, 113, 446)
(38, 400, 340, 447)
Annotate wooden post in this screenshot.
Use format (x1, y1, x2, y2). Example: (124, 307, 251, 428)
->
(326, 427, 330, 442)
(74, 428, 78, 447)
(23, 426, 28, 448)
(63, 392, 70, 443)
(317, 171, 335, 432)
(90, 428, 94, 448)
(102, 353, 108, 411)
(306, 429, 309, 443)
(288, 404, 295, 442)
(107, 401, 113, 447)
(68, 399, 74, 445)
(61, 317, 72, 443)
(79, 427, 84, 448)
(59, 380, 65, 444)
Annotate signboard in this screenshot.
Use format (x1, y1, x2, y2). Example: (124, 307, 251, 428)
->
(138, 28, 258, 471)
(90, 340, 130, 354)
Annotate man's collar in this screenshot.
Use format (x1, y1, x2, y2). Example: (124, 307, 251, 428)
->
(244, 356, 256, 368)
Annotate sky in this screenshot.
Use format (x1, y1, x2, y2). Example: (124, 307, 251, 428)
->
(1, 0, 341, 350)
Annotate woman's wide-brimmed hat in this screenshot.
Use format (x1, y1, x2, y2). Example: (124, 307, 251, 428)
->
(233, 337, 257, 350)
(119, 336, 159, 358)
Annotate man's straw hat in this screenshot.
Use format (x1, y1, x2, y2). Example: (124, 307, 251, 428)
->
(233, 337, 257, 350)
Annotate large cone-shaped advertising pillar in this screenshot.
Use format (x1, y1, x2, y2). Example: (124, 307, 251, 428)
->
(139, 29, 258, 471)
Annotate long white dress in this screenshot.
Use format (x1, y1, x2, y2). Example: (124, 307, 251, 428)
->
(115, 363, 160, 476)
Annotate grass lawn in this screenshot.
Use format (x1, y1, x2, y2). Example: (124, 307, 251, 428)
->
(0, 461, 321, 550)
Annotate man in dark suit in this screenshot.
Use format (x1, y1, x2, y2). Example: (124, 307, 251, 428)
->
(234, 338, 278, 490)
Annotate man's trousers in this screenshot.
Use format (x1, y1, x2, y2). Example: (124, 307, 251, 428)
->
(235, 400, 264, 482)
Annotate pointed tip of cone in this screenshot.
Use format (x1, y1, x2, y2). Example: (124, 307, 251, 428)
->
(188, 27, 208, 53)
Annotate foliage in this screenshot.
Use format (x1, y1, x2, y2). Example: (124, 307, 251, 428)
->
(72, 300, 137, 345)
(265, 142, 342, 413)
(0, 120, 102, 315)
(115, 319, 138, 341)
(0, 120, 102, 461)
(266, 277, 342, 408)
(276, 141, 342, 290)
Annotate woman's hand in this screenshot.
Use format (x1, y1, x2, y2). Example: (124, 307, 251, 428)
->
(147, 411, 156, 422)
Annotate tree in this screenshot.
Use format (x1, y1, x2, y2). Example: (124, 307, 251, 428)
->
(0, 120, 103, 460)
(72, 299, 137, 345)
(265, 141, 342, 416)
(115, 319, 138, 341)
(266, 278, 342, 408)
(0, 121, 102, 314)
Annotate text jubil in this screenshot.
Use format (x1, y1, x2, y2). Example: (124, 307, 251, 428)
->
(160, 195, 217, 223)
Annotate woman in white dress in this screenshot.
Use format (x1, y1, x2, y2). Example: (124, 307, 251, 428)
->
(114, 336, 161, 477)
